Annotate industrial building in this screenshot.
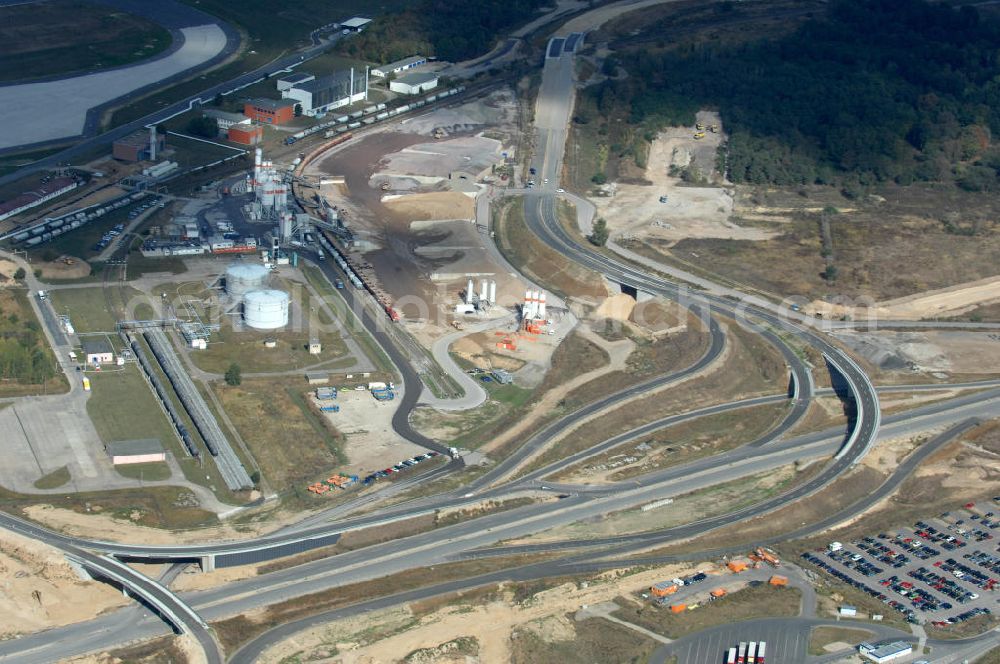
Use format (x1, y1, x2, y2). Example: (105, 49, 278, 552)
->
(81, 337, 114, 365)
(858, 642, 913, 664)
(371, 55, 427, 78)
(107, 439, 166, 466)
(0, 176, 79, 222)
(276, 72, 316, 91)
(282, 69, 369, 116)
(491, 369, 513, 385)
(390, 72, 439, 95)
(113, 129, 165, 162)
(244, 98, 298, 125)
(340, 17, 372, 32)
(228, 124, 263, 146)
(203, 109, 251, 132)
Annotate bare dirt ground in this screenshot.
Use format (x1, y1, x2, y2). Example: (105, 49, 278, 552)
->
(808, 275, 1000, 321)
(317, 389, 427, 477)
(257, 563, 701, 664)
(33, 256, 91, 279)
(476, 322, 635, 455)
(596, 111, 775, 246)
(20, 504, 271, 546)
(0, 257, 18, 281)
(0, 528, 128, 638)
(832, 329, 1000, 374)
(382, 192, 476, 221)
(305, 90, 519, 310)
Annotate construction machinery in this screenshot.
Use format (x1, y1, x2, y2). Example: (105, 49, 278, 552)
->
(710, 124, 720, 133)
(695, 123, 705, 130)
(694, 131, 706, 140)
(750, 546, 781, 567)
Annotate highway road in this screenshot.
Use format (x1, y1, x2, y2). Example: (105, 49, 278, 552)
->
(222, 417, 988, 664)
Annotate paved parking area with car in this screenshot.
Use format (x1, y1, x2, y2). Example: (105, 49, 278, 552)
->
(801, 498, 1000, 629)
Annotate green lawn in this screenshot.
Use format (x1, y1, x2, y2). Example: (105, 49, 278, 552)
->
(48, 286, 146, 333)
(0, 0, 171, 83)
(33, 466, 71, 489)
(85, 365, 179, 446)
(115, 462, 172, 482)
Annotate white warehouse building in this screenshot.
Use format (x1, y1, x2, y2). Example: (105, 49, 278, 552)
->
(390, 72, 439, 96)
(371, 55, 427, 78)
(282, 69, 369, 116)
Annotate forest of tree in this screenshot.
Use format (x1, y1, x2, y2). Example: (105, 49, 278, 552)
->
(589, 0, 1000, 189)
(0, 299, 57, 385)
(337, 0, 550, 63)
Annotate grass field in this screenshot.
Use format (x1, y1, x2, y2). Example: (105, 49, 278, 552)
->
(510, 617, 658, 664)
(526, 316, 787, 472)
(808, 625, 874, 655)
(114, 462, 172, 482)
(167, 134, 245, 169)
(413, 331, 609, 452)
(85, 365, 180, 447)
(539, 463, 808, 541)
(651, 186, 1000, 303)
(0, 481, 217, 531)
(33, 466, 70, 490)
(48, 286, 145, 333)
(0, 0, 171, 83)
(0, 289, 69, 397)
(552, 401, 789, 482)
(213, 377, 345, 490)
(128, 334, 250, 502)
(613, 584, 802, 639)
(494, 197, 606, 299)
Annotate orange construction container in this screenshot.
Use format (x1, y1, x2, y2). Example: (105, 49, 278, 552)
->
(727, 560, 748, 573)
(670, 604, 687, 613)
(650, 582, 679, 597)
(769, 575, 788, 586)
(710, 588, 727, 598)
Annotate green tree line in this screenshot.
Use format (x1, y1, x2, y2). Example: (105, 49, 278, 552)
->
(591, 0, 1000, 189)
(338, 0, 550, 63)
(0, 314, 56, 385)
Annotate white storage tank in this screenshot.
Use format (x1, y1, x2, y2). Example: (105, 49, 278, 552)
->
(243, 289, 289, 330)
(226, 264, 269, 298)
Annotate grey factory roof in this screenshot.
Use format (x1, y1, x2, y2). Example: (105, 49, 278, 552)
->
(203, 109, 248, 122)
(107, 439, 164, 456)
(278, 72, 315, 84)
(293, 70, 354, 93)
(246, 97, 297, 111)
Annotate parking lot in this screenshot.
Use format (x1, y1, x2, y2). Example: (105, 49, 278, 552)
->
(802, 498, 1000, 628)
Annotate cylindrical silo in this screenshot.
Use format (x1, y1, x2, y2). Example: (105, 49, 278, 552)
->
(225, 264, 269, 299)
(243, 289, 290, 330)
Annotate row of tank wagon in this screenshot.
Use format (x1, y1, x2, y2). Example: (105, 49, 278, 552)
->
(128, 335, 202, 459)
(284, 86, 467, 145)
(317, 229, 401, 322)
(7, 191, 150, 247)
